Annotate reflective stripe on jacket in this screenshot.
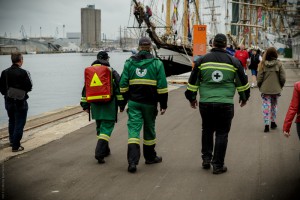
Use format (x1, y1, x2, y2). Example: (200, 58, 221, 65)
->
(186, 48, 250, 104)
(120, 51, 168, 109)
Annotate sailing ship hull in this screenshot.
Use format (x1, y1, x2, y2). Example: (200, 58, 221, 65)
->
(156, 48, 192, 77)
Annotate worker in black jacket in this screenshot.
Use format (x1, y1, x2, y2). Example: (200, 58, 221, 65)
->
(185, 34, 250, 174)
(0, 52, 32, 152)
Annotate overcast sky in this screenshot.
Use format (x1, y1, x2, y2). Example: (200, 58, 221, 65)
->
(0, 0, 132, 39)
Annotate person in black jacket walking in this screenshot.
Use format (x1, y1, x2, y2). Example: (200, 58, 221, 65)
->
(248, 48, 261, 88)
(185, 34, 250, 174)
(0, 52, 32, 152)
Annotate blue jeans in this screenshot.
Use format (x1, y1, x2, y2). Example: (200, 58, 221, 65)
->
(250, 69, 257, 76)
(199, 102, 234, 168)
(5, 98, 28, 149)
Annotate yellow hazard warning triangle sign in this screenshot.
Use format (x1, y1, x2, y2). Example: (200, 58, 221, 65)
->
(90, 73, 103, 87)
(85, 65, 112, 103)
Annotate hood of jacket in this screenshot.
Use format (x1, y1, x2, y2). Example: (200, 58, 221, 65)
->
(264, 60, 278, 68)
(128, 51, 156, 69)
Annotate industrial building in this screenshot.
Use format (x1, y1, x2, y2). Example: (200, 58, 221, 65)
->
(81, 5, 101, 49)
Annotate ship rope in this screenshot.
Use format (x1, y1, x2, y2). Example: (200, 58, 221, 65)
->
(130, 0, 196, 51)
(182, 45, 193, 65)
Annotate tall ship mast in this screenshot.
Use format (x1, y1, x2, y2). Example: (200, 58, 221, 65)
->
(203, 0, 221, 36)
(129, 0, 203, 76)
(226, 0, 299, 52)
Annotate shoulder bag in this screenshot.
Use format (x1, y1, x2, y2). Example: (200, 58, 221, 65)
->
(6, 70, 26, 100)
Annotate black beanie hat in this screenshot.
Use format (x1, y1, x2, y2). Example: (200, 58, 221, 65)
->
(213, 33, 227, 47)
(97, 51, 109, 60)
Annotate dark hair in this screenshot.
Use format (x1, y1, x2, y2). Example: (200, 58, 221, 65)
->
(257, 49, 261, 55)
(11, 52, 23, 64)
(258, 47, 278, 71)
(265, 47, 278, 61)
(97, 51, 109, 60)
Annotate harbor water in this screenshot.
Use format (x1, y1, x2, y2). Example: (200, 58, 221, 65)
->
(0, 52, 132, 127)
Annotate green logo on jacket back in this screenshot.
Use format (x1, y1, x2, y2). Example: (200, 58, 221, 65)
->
(136, 68, 147, 77)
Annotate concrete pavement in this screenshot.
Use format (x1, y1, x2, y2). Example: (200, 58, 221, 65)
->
(1, 68, 300, 200)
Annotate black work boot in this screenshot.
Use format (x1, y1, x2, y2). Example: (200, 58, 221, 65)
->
(143, 144, 161, 164)
(95, 139, 109, 164)
(145, 156, 162, 164)
(104, 146, 111, 157)
(202, 160, 211, 169)
(264, 125, 270, 133)
(271, 122, 277, 129)
(97, 157, 105, 164)
(127, 143, 140, 173)
(213, 166, 227, 174)
(128, 163, 137, 173)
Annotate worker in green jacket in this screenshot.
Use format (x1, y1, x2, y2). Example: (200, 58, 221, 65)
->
(185, 33, 250, 174)
(81, 51, 125, 164)
(120, 37, 168, 173)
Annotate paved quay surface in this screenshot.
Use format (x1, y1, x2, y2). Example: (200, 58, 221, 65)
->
(0, 105, 86, 149)
(1, 67, 300, 200)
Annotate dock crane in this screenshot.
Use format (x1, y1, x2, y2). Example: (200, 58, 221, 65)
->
(20, 25, 29, 41)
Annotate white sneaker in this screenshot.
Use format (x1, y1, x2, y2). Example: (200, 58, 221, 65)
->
(251, 83, 255, 88)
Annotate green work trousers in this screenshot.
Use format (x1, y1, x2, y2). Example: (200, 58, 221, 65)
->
(95, 120, 115, 159)
(127, 100, 158, 164)
(96, 120, 115, 140)
(127, 100, 157, 143)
